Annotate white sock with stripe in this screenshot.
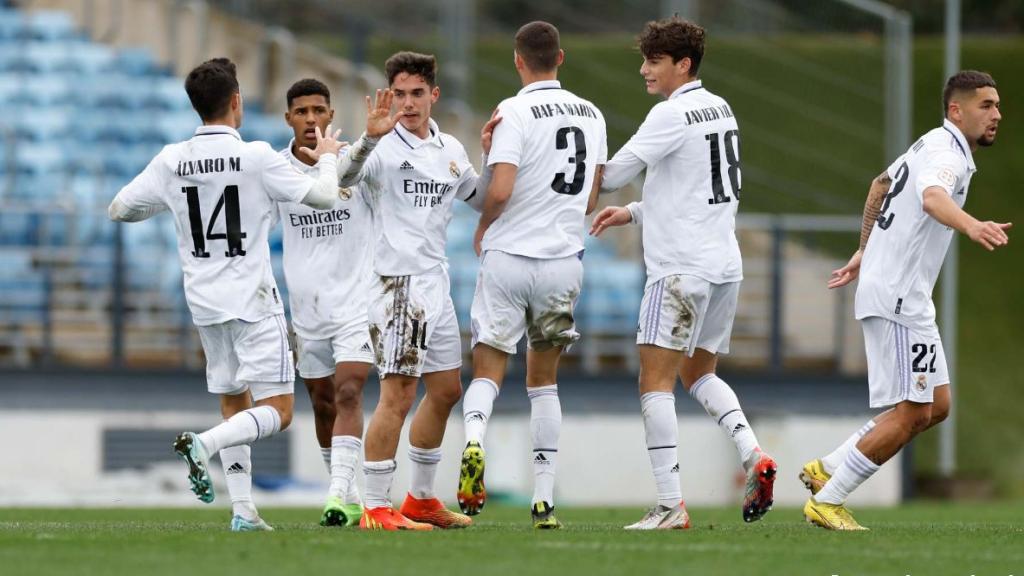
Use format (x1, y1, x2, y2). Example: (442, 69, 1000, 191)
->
(814, 446, 881, 505)
(463, 377, 500, 446)
(329, 435, 362, 504)
(408, 446, 443, 500)
(689, 374, 761, 470)
(641, 391, 682, 508)
(198, 405, 281, 454)
(363, 459, 397, 509)
(220, 444, 257, 521)
(821, 420, 877, 475)
(528, 385, 561, 507)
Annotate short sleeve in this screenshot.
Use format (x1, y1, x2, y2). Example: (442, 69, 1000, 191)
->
(622, 101, 684, 166)
(260, 143, 314, 203)
(915, 149, 966, 200)
(486, 100, 524, 167)
(117, 150, 169, 213)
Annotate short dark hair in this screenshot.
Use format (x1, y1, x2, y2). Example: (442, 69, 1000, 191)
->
(943, 70, 997, 117)
(515, 21, 560, 73)
(385, 52, 437, 87)
(638, 16, 705, 75)
(286, 78, 331, 109)
(184, 58, 239, 122)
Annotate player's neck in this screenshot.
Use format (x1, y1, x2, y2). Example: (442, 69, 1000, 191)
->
(291, 142, 316, 166)
(662, 75, 697, 98)
(520, 71, 558, 87)
(203, 115, 240, 130)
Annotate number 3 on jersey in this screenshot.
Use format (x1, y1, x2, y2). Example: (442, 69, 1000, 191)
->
(706, 130, 741, 205)
(182, 185, 247, 258)
(550, 126, 587, 195)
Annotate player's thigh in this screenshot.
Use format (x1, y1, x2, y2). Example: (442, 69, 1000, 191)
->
(526, 254, 582, 352)
(861, 317, 945, 409)
(636, 274, 711, 355)
(422, 289, 463, 374)
(471, 250, 530, 355)
(295, 335, 336, 380)
(197, 321, 245, 396)
(234, 314, 296, 402)
(421, 366, 463, 406)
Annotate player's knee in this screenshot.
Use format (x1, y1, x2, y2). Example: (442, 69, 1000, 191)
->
(334, 377, 363, 411)
(276, 405, 294, 431)
(929, 402, 950, 426)
(429, 382, 463, 409)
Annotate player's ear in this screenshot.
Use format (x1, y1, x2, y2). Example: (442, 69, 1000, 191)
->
(556, 49, 565, 67)
(328, 108, 335, 122)
(676, 56, 692, 78)
(431, 85, 440, 103)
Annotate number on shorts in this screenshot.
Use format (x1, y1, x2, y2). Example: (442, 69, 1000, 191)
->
(410, 319, 428, 351)
(911, 343, 937, 373)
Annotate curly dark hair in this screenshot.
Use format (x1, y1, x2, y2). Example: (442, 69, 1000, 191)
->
(286, 78, 331, 109)
(385, 51, 438, 87)
(638, 16, 705, 75)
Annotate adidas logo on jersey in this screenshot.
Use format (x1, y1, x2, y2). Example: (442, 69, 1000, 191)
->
(226, 462, 246, 475)
(399, 160, 415, 171)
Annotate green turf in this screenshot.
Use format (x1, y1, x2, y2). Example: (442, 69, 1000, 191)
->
(1, 503, 1022, 576)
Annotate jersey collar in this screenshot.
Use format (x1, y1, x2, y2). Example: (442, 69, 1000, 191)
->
(394, 117, 444, 150)
(193, 125, 241, 139)
(518, 79, 562, 96)
(669, 79, 704, 99)
(942, 119, 976, 171)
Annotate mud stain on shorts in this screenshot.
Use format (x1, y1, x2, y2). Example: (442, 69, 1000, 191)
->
(528, 288, 580, 350)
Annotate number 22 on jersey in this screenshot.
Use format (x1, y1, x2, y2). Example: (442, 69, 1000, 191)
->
(181, 185, 248, 258)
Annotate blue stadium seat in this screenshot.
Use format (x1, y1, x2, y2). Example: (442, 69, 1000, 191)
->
(65, 43, 115, 75)
(8, 76, 73, 106)
(115, 48, 159, 76)
(142, 77, 191, 111)
(0, 9, 24, 41)
(20, 10, 76, 42)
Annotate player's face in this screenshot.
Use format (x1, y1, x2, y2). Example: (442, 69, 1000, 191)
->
(959, 86, 1001, 148)
(640, 55, 688, 98)
(285, 94, 334, 150)
(391, 72, 439, 138)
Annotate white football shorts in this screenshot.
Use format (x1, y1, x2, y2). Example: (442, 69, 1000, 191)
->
(197, 313, 295, 401)
(861, 316, 949, 408)
(369, 264, 462, 378)
(294, 316, 374, 379)
(470, 250, 582, 354)
(636, 274, 738, 356)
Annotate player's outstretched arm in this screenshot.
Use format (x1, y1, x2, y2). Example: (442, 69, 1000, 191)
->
(337, 90, 402, 187)
(589, 204, 633, 237)
(600, 147, 645, 194)
(473, 163, 517, 256)
(828, 170, 891, 289)
(923, 187, 1011, 251)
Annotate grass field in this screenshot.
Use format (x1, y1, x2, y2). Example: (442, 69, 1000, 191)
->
(2, 503, 1021, 576)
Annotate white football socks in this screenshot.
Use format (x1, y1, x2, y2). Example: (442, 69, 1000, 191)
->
(689, 374, 760, 469)
(320, 447, 331, 474)
(640, 391, 682, 508)
(528, 384, 561, 507)
(198, 405, 281, 455)
(815, 446, 880, 505)
(363, 459, 397, 509)
(220, 444, 257, 520)
(821, 420, 877, 475)
(408, 446, 442, 500)
(463, 377, 500, 446)
(329, 435, 363, 504)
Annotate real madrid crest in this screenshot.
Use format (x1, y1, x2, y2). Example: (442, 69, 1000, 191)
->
(337, 187, 352, 200)
(449, 160, 461, 178)
(915, 374, 927, 392)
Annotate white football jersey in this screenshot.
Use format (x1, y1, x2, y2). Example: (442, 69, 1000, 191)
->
(115, 125, 313, 326)
(277, 141, 374, 340)
(855, 119, 976, 334)
(354, 118, 478, 276)
(619, 79, 743, 286)
(483, 80, 607, 258)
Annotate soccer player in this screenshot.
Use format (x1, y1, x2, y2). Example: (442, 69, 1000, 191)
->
(800, 71, 1007, 530)
(108, 58, 345, 531)
(590, 17, 777, 529)
(337, 51, 498, 530)
(456, 20, 607, 530)
(276, 78, 374, 527)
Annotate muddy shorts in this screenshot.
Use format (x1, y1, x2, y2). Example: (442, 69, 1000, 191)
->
(470, 250, 582, 355)
(636, 275, 738, 356)
(369, 264, 462, 378)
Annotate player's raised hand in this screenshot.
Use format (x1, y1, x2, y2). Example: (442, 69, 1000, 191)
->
(967, 220, 1012, 251)
(481, 108, 502, 155)
(589, 206, 632, 237)
(827, 249, 862, 289)
(365, 89, 403, 138)
(298, 124, 345, 162)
